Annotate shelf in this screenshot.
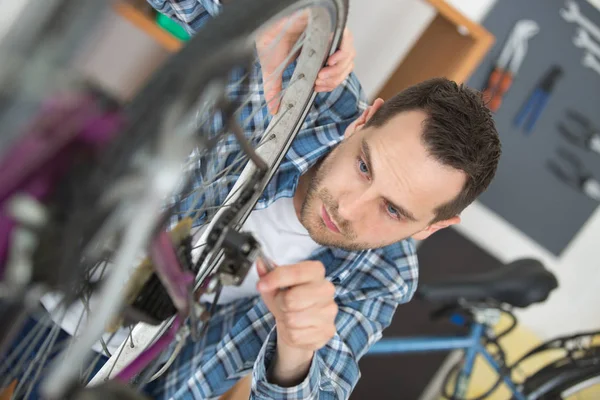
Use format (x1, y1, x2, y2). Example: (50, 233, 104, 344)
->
(114, 2, 183, 53)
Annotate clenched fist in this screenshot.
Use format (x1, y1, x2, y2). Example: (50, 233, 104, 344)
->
(257, 260, 338, 351)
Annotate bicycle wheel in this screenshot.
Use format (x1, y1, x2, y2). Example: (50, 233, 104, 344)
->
(0, 0, 348, 397)
(520, 346, 600, 399)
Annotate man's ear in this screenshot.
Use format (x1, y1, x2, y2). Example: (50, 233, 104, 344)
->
(411, 215, 461, 241)
(344, 98, 385, 139)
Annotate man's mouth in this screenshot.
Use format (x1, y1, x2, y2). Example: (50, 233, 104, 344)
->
(321, 205, 340, 233)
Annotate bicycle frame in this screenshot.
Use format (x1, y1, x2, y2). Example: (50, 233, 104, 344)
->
(368, 322, 526, 400)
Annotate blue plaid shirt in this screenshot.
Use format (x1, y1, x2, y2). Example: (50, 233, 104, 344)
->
(147, 1, 419, 399)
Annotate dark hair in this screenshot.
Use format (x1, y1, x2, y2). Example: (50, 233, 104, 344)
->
(365, 77, 501, 222)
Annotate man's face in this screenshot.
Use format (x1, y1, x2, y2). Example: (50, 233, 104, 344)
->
(299, 105, 466, 251)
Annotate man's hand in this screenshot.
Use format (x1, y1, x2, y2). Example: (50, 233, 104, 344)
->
(257, 13, 356, 114)
(256, 12, 309, 115)
(315, 28, 355, 93)
(257, 260, 338, 386)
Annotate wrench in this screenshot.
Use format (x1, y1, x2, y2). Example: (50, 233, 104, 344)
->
(582, 51, 600, 76)
(574, 28, 600, 59)
(561, 0, 600, 43)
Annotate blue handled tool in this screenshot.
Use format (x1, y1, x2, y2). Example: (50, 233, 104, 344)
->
(514, 66, 563, 134)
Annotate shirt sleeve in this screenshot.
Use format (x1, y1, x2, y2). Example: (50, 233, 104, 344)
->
(250, 293, 401, 399)
(147, 0, 223, 33)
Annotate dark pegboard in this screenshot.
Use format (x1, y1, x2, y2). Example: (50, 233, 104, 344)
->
(467, 0, 600, 256)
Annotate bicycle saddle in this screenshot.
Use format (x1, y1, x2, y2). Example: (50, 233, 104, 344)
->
(416, 258, 558, 308)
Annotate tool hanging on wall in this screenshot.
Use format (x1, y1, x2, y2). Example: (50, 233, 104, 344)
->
(573, 28, 600, 58)
(482, 20, 539, 113)
(571, 28, 600, 76)
(582, 51, 600, 76)
(513, 66, 563, 134)
(558, 109, 600, 155)
(547, 148, 600, 202)
(561, 0, 600, 42)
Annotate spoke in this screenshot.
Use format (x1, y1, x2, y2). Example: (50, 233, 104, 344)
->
(128, 325, 135, 348)
(104, 331, 129, 381)
(78, 281, 113, 360)
(21, 321, 63, 400)
(177, 156, 253, 221)
(86, 258, 110, 282)
(255, 10, 307, 71)
(193, 241, 207, 251)
(14, 311, 65, 398)
(239, 69, 306, 132)
(80, 331, 118, 383)
(260, 32, 308, 91)
(193, 10, 307, 133)
(97, 335, 113, 359)
(177, 129, 279, 222)
(0, 311, 51, 385)
(176, 46, 305, 221)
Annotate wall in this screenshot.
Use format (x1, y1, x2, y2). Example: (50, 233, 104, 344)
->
(347, 0, 436, 99)
(348, 0, 497, 100)
(73, 6, 170, 101)
(349, 0, 598, 340)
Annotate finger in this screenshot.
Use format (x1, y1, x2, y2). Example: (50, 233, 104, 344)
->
(257, 258, 267, 277)
(315, 61, 354, 90)
(256, 258, 278, 278)
(276, 281, 336, 312)
(337, 28, 353, 54)
(262, 72, 283, 115)
(265, 83, 282, 115)
(279, 303, 338, 329)
(257, 261, 325, 292)
(317, 57, 352, 83)
(280, 326, 337, 349)
(325, 48, 349, 67)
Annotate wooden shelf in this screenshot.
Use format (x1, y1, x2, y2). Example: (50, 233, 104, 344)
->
(114, 2, 183, 53)
(377, 0, 494, 100)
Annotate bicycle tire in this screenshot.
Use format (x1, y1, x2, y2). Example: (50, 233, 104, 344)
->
(0, 0, 349, 396)
(88, 0, 350, 387)
(518, 347, 600, 399)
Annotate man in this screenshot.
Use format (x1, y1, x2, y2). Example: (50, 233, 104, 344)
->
(146, 1, 501, 399)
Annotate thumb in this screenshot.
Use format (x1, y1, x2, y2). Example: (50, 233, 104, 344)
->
(256, 257, 270, 278)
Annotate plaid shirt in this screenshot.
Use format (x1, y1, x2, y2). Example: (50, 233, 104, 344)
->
(147, 1, 419, 399)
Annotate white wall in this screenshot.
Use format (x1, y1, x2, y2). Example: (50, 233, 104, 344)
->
(349, 0, 598, 339)
(347, 0, 497, 100)
(73, 7, 170, 101)
(347, 0, 436, 99)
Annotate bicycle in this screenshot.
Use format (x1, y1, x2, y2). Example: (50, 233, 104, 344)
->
(2, 2, 599, 400)
(367, 258, 600, 400)
(0, 0, 348, 398)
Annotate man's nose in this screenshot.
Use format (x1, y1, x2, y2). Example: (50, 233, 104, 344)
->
(337, 191, 376, 222)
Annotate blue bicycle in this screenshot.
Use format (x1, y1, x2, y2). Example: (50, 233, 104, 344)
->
(368, 258, 600, 400)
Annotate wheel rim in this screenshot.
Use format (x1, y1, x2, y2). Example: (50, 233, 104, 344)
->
(560, 374, 600, 399)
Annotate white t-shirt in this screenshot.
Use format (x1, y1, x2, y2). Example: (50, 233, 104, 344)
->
(41, 196, 319, 353)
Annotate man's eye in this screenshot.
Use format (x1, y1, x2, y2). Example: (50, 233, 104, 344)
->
(386, 203, 399, 218)
(358, 158, 369, 174)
